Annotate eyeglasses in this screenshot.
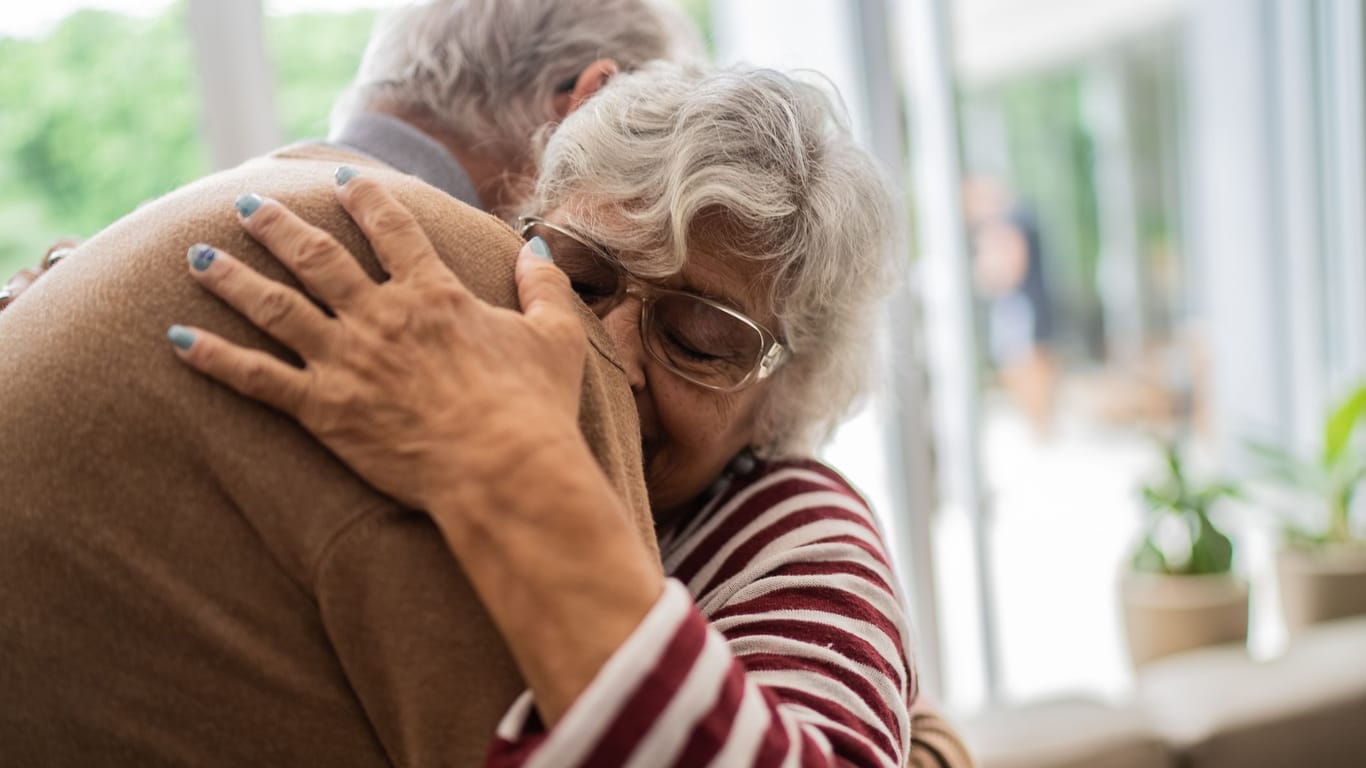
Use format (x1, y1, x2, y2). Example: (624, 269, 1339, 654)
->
(518, 215, 789, 392)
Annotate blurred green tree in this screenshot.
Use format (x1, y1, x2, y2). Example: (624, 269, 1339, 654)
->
(0, 0, 711, 280)
(0, 4, 205, 277)
(267, 10, 377, 142)
(0, 5, 376, 278)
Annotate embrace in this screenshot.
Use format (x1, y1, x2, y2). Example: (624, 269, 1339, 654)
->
(0, 1, 967, 766)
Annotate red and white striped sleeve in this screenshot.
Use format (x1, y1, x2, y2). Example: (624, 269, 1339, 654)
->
(485, 460, 916, 768)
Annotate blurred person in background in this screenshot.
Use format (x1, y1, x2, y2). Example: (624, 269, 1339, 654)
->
(965, 174, 1059, 438)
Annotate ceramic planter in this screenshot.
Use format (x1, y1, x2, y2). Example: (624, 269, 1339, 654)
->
(1277, 545, 1366, 634)
(1121, 572, 1249, 667)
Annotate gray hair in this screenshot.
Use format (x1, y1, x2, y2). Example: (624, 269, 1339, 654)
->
(530, 63, 898, 456)
(331, 0, 702, 162)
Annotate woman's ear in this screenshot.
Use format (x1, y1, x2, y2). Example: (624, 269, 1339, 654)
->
(553, 58, 620, 119)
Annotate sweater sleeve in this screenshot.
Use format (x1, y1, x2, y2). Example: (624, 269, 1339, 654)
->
(486, 467, 914, 768)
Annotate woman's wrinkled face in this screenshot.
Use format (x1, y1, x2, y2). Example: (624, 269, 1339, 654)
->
(540, 211, 776, 523)
(609, 251, 774, 522)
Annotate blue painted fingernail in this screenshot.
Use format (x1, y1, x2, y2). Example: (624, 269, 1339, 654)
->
(335, 165, 359, 186)
(187, 243, 216, 272)
(528, 236, 553, 261)
(167, 325, 196, 351)
(235, 193, 263, 219)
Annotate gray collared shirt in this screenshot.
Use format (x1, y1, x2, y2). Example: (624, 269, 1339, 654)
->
(328, 113, 482, 209)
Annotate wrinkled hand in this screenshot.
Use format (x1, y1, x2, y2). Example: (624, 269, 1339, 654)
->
(0, 238, 81, 311)
(169, 171, 589, 510)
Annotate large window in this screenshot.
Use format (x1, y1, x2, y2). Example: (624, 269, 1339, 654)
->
(947, 30, 1198, 706)
(6, 0, 1362, 737)
(0, 0, 715, 280)
(265, 6, 380, 143)
(0, 2, 206, 277)
(0, 0, 383, 277)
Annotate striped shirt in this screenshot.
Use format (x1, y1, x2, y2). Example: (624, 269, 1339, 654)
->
(487, 458, 916, 768)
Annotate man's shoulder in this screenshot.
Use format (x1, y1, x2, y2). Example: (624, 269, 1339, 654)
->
(246, 144, 523, 270)
(105, 144, 522, 294)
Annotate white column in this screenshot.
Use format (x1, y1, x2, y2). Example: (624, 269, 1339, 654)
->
(852, 0, 946, 701)
(1272, 0, 1328, 454)
(1321, 0, 1366, 392)
(186, 0, 282, 170)
(1184, 0, 1291, 467)
(709, 0, 867, 131)
(896, 0, 998, 701)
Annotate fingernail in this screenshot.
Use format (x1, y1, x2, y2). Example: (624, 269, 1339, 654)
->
(335, 165, 359, 186)
(235, 193, 263, 219)
(528, 236, 553, 262)
(0, 287, 12, 302)
(167, 325, 196, 351)
(45, 247, 74, 268)
(187, 244, 216, 272)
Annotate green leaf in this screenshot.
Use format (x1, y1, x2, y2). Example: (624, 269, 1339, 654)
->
(1131, 538, 1169, 574)
(1325, 384, 1366, 463)
(1195, 483, 1242, 509)
(1245, 438, 1323, 489)
(1141, 484, 1178, 513)
(1187, 518, 1234, 574)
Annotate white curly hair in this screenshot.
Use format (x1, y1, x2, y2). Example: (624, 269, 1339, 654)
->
(528, 63, 898, 456)
(330, 0, 703, 164)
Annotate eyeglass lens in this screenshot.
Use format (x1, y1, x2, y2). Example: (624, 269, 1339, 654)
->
(524, 223, 765, 388)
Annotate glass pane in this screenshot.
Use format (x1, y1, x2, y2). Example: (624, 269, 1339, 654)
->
(0, 1, 207, 278)
(954, 29, 1202, 704)
(264, 1, 387, 142)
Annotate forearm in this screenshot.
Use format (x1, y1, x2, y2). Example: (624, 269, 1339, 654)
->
(427, 430, 665, 725)
(479, 460, 917, 768)
(488, 581, 910, 768)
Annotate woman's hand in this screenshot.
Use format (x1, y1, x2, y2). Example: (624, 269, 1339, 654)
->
(168, 171, 589, 512)
(173, 169, 665, 724)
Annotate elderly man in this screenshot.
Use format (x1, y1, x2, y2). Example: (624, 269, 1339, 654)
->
(0, 1, 693, 765)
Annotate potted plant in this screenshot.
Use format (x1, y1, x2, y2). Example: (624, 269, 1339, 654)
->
(1121, 441, 1248, 667)
(1250, 384, 1366, 634)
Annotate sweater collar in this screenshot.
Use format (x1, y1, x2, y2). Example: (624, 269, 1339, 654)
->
(328, 113, 481, 208)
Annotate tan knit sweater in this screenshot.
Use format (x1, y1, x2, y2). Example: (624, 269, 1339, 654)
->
(0, 143, 652, 767)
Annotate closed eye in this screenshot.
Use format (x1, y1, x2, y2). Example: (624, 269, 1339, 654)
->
(663, 330, 721, 362)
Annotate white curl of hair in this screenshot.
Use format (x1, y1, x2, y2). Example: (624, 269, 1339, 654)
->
(529, 63, 898, 456)
(330, 0, 702, 162)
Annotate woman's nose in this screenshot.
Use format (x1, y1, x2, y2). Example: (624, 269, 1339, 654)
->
(600, 297, 648, 391)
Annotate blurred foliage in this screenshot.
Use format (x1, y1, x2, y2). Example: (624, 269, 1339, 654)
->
(1132, 440, 1240, 575)
(0, 5, 206, 278)
(0, 1, 712, 281)
(1249, 383, 1366, 547)
(676, 0, 714, 51)
(0, 5, 375, 279)
(266, 10, 377, 142)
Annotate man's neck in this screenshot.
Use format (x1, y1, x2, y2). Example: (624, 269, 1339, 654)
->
(381, 107, 532, 217)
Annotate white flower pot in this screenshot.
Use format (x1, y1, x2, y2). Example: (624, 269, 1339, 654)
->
(1277, 545, 1366, 634)
(1120, 572, 1249, 667)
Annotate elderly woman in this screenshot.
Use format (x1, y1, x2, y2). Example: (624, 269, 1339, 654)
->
(184, 62, 911, 767)
(12, 64, 925, 766)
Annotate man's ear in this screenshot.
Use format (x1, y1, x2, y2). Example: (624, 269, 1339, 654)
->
(553, 58, 620, 119)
